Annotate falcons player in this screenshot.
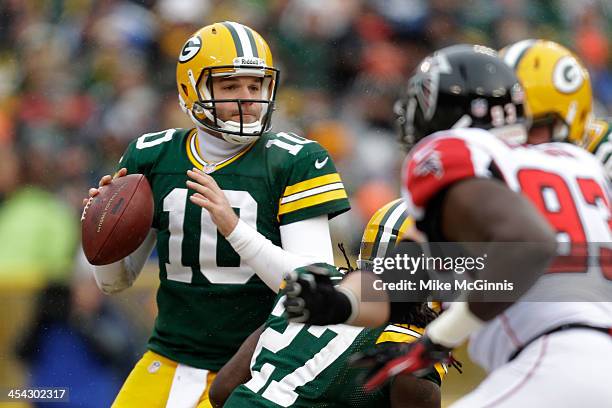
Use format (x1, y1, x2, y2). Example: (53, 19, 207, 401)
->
(283, 45, 612, 406)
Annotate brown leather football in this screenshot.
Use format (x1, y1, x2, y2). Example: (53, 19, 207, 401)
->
(81, 174, 154, 265)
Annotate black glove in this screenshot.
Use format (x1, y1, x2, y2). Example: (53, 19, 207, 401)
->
(282, 263, 353, 325)
(349, 335, 452, 392)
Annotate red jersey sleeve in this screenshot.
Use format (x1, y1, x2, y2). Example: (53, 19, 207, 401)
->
(402, 135, 484, 217)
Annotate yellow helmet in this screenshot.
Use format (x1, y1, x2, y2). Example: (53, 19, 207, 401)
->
(500, 39, 592, 144)
(176, 21, 279, 144)
(357, 199, 420, 271)
(356, 200, 439, 324)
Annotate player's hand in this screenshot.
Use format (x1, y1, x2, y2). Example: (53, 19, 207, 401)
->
(186, 168, 239, 237)
(349, 335, 452, 392)
(283, 264, 352, 325)
(82, 168, 128, 207)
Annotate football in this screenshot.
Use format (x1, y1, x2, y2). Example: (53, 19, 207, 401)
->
(81, 174, 154, 265)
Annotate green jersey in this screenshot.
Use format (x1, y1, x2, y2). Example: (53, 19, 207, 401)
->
(585, 117, 612, 178)
(225, 265, 445, 408)
(117, 128, 350, 370)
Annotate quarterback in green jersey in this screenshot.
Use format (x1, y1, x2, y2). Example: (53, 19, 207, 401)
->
(209, 199, 445, 408)
(85, 21, 349, 407)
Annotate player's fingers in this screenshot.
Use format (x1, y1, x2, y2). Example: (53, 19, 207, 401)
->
(196, 169, 223, 193)
(88, 187, 99, 197)
(284, 281, 302, 297)
(188, 169, 223, 193)
(98, 175, 112, 187)
(191, 194, 222, 215)
(283, 270, 299, 284)
(284, 296, 305, 311)
(300, 273, 317, 291)
(186, 171, 216, 193)
(191, 192, 209, 202)
(305, 264, 331, 276)
(284, 298, 309, 323)
(186, 179, 204, 193)
(193, 167, 214, 179)
(114, 168, 128, 178)
(186, 181, 220, 202)
(286, 312, 310, 324)
(186, 169, 212, 185)
(189, 193, 210, 208)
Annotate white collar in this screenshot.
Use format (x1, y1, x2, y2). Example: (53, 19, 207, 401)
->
(196, 127, 247, 163)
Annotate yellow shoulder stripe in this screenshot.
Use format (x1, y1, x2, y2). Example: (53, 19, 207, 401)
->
(391, 324, 425, 334)
(376, 331, 418, 344)
(278, 189, 347, 216)
(283, 173, 342, 197)
(376, 324, 425, 343)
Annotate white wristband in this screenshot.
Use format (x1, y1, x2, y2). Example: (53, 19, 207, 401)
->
(426, 302, 484, 348)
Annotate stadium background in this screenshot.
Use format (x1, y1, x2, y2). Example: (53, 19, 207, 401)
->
(0, 0, 610, 406)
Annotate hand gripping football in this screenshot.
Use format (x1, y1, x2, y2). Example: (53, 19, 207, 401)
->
(81, 174, 154, 265)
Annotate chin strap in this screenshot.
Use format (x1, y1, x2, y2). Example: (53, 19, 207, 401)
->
(190, 112, 261, 145)
(219, 128, 260, 145)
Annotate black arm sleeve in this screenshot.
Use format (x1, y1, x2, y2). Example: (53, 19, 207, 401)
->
(385, 190, 450, 324)
(381, 240, 435, 323)
(415, 187, 449, 243)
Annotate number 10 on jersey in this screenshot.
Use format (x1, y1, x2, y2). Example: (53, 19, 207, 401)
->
(163, 188, 259, 284)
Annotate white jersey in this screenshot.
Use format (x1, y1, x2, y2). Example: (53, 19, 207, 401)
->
(401, 127, 612, 372)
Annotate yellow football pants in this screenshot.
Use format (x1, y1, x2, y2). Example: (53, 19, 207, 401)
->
(112, 350, 216, 408)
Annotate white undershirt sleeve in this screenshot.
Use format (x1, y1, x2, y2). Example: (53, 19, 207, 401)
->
(92, 229, 157, 294)
(226, 215, 334, 292)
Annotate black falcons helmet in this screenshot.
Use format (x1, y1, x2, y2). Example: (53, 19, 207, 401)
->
(396, 44, 529, 149)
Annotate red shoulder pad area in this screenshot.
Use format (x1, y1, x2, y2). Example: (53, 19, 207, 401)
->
(403, 136, 476, 209)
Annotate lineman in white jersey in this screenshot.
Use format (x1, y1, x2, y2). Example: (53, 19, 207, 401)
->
(385, 46, 612, 406)
(282, 45, 612, 406)
(459, 133, 612, 372)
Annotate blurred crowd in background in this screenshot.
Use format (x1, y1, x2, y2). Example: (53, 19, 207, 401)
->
(1, 0, 611, 278)
(0, 0, 610, 404)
